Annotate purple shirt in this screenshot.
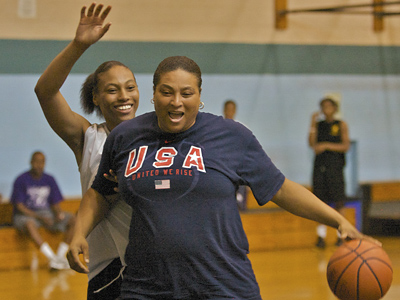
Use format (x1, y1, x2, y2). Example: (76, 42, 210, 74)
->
(11, 171, 63, 211)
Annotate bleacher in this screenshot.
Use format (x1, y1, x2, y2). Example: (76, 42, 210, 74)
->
(360, 181, 400, 236)
(0, 199, 80, 270)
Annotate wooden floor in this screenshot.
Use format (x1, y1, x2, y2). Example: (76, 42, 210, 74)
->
(0, 236, 398, 300)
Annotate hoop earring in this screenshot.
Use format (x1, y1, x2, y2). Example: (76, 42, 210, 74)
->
(151, 98, 154, 104)
(199, 102, 205, 109)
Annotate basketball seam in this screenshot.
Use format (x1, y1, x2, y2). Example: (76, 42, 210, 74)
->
(357, 261, 364, 300)
(333, 254, 359, 294)
(363, 260, 384, 297)
(365, 257, 393, 272)
(356, 246, 380, 299)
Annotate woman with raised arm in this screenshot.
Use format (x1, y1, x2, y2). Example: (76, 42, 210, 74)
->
(35, 3, 139, 299)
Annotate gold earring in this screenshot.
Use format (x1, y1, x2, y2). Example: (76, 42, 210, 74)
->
(199, 102, 204, 109)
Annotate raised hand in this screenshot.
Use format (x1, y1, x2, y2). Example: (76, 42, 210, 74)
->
(311, 111, 321, 123)
(74, 2, 112, 47)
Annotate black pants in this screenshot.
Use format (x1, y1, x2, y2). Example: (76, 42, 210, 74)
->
(87, 258, 123, 300)
(313, 163, 346, 210)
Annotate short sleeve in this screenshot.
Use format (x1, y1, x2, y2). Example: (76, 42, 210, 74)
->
(238, 134, 285, 206)
(10, 177, 25, 204)
(48, 176, 63, 205)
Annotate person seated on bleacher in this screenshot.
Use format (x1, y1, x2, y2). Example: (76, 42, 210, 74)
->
(10, 151, 75, 270)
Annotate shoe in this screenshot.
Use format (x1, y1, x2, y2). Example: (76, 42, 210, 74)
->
(49, 258, 70, 270)
(59, 256, 71, 269)
(335, 238, 344, 247)
(315, 237, 326, 249)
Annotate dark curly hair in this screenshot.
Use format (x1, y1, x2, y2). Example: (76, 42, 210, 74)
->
(320, 97, 338, 108)
(80, 61, 134, 117)
(153, 56, 202, 92)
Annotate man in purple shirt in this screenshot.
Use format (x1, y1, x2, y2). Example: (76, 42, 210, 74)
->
(11, 151, 76, 270)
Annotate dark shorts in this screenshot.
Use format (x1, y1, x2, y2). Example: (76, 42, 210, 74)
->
(88, 258, 123, 300)
(313, 163, 346, 209)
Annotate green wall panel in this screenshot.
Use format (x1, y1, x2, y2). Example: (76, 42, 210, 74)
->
(1, 39, 399, 75)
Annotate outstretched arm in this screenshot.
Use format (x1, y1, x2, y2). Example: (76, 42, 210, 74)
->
(271, 178, 381, 245)
(67, 187, 117, 273)
(34, 3, 112, 164)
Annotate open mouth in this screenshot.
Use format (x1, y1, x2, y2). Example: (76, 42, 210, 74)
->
(168, 112, 184, 121)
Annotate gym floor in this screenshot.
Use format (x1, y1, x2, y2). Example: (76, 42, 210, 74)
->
(0, 236, 398, 300)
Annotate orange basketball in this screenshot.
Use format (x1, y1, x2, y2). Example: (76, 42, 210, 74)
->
(327, 239, 393, 300)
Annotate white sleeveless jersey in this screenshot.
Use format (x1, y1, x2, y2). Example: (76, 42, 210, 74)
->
(79, 123, 132, 280)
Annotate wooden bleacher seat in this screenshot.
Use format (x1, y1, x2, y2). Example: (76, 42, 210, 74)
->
(360, 181, 400, 236)
(0, 199, 80, 270)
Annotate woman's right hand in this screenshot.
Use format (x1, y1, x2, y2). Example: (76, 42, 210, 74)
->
(67, 235, 90, 273)
(311, 111, 320, 123)
(74, 2, 112, 47)
(338, 220, 382, 247)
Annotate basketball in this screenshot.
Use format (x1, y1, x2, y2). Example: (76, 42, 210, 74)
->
(327, 239, 393, 300)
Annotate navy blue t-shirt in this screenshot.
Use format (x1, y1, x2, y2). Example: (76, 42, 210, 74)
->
(92, 112, 285, 299)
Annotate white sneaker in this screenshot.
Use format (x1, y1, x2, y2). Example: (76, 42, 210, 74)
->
(49, 258, 70, 270)
(58, 256, 71, 270)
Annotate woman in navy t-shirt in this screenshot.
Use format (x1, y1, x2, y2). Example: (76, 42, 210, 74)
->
(68, 56, 378, 300)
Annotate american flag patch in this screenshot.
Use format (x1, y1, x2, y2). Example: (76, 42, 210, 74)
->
(155, 179, 170, 190)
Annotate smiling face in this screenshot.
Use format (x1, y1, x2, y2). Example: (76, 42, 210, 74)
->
(153, 68, 201, 133)
(93, 65, 139, 130)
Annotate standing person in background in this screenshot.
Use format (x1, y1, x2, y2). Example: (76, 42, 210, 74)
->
(223, 99, 237, 120)
(223, 99, 248, 210)
(10, 151, 75, 270)
(309, 97, 350, 248)
(35, 3, 139, 299)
